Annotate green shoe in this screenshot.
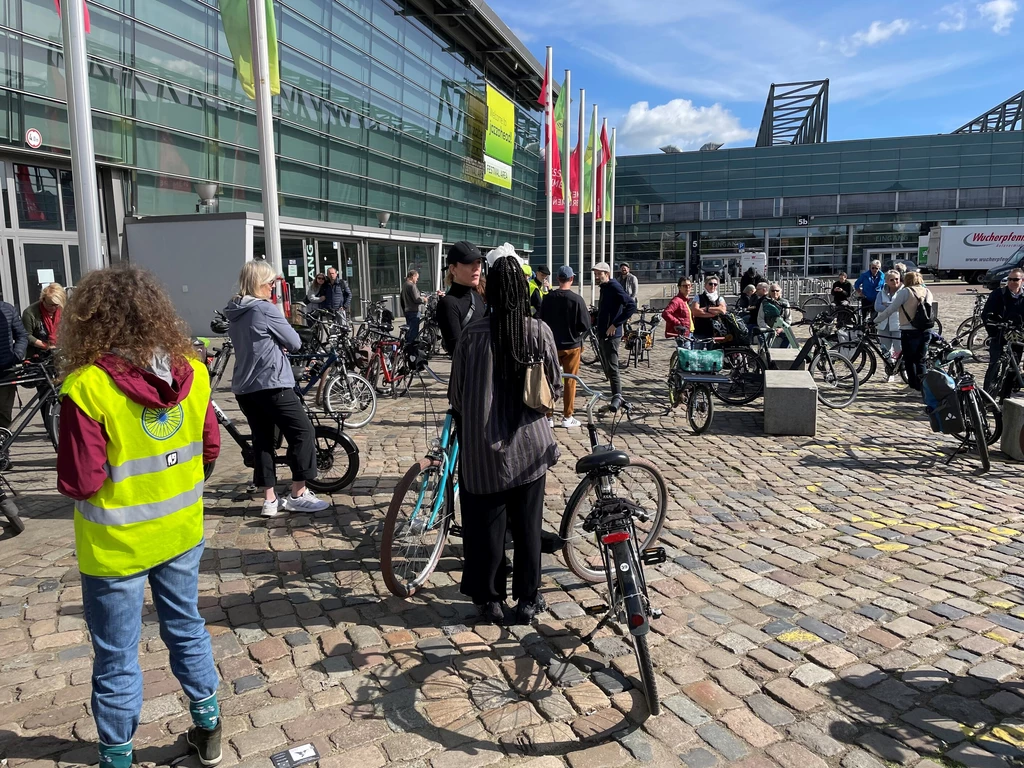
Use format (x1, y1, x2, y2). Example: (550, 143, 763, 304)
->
(186, 722, 222, 767)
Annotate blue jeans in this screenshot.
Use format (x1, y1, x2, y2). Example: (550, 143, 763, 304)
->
(405, 312, 421, 344)
(82, 542, 219, 746)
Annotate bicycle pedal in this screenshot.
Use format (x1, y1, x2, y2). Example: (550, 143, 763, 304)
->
(651, 608, 663, 619)
(641, 547, 667, 566)
(449, 524, 463, 537)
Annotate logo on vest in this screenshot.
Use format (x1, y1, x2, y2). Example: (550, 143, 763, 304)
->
(141, 404, 185, 440)
(166, 452, 178, 467)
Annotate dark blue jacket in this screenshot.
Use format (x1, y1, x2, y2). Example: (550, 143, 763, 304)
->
(597, 279, 636, 339)
(318, 277, 351, 311)
(854, 269, 885, 301)
(0, 301, 28, 371)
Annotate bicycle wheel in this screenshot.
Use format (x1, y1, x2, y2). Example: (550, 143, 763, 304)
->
(632, 633, 660, 716)
(833, 341, 877, 384)
(203, 461, 216, 481)
(686, 383, 714, 434)
(966, 388, 1002, 448)
(711, 348, 765, 405)
(582, 333, 601, 367)
(966, 390, 990, 473)
(44, 396, 60, 451)
(306, 426, 360, 493)
(1, 496, 24, 535)
(800, 295, 830, 312)
(560, 457, 667, 584)
(967, 324, 991, 364)
(324, 373, 377, 428)
(955, 317, 978, 340)
(380, 459, 453, 598)
(809, 351, 859, 409)
(211, 349, 231, 390)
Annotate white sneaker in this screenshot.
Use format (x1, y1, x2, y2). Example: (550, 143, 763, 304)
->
(547, 418, 554, 428)
(562, 417, 581, 428)
(282, 489, 330, 513)
(261, 498, 283, 518)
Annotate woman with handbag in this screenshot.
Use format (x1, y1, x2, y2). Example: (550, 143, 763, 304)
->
(448, 255, 562, 625)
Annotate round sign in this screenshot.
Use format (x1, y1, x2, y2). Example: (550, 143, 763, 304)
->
(25, 128, 42, 149)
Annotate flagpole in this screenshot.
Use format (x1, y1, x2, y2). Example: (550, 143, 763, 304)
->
(562, 69, 571, 274)
(590, 104, 598, 305)
(544, 46, 553, 277)
(609, 127, 617, 274)
(577, 88, 585, 298)
(60, 0, 104, 273)
(600, 117, 608, 270)
(249, 0, 282, 278)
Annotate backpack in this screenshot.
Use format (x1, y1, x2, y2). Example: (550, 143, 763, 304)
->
(717, 312, 751, 346)
(761, 298, 783, 326)
(903, 288, 934, 331)
(922, 369, 963, 434)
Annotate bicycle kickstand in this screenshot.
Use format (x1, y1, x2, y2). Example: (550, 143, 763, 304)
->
(581, 610, 616, 644)
(943, 434, 971, 466)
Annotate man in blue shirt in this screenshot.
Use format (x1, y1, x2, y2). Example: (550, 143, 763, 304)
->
(854, 260, 885, 320)
(594, 261, 636, 410)
(318, 266, 351, 314)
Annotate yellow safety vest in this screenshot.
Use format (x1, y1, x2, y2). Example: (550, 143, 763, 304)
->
(61, 358, 211, 578)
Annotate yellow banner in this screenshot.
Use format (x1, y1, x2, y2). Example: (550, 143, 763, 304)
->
(484, 84, 515, 181)
(483, 155, 512, 189)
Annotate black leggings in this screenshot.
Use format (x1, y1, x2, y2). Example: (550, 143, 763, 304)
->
(235, 388, 317, 488)
(460, 476, 545, 605)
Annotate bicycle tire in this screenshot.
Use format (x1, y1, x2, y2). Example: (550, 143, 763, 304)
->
(210, 349, 231, 390)
(632, 633, 660, 716)
(966, 391, 990, 473)
(955, 317, 978, 340)
(967, 324, 991, 364)
(559, 457, 668, 584)
(710, 347, 765, 405)
(582, 333, 601, 367)
(966, 387, 1003, 448)
(44, 396, 60, 452)
(833, 341, 877, 384)
(306, 426, 360, 493)
(2, 496, 24, 535)
(380, 459, 452, 598)
(809, 351, 859, 409)
(324, 373, 377, 429)
(203, 461, 216, 482)
(686, 383, 714, 434)
(800, 295, 830, 311)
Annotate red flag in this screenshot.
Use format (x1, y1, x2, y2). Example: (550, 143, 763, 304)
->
(596, 124, 611, 220)
(550, 116, 564, 213)
(537, 60, 548, 107)
(54, 0, 91, 33)
(568, 145, 579, 214)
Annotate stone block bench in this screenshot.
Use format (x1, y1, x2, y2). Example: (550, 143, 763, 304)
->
(768, 349, 801, 370)
(1002, 398, 1024, 461)
(764, 370, 817, 437)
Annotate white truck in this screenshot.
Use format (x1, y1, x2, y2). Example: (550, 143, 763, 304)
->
(927, 225, 1024, 286)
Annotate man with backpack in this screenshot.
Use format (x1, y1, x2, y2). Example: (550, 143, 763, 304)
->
(982, 267, 1024, 393)
(873, 270, 934, 391)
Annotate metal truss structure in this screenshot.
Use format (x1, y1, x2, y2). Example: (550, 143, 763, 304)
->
(952, 89, 1024, 134)
(755, 80, 829, 147)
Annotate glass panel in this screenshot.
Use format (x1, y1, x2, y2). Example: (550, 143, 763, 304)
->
(24, 242, 67, 288)
(14, 165, 61, 230)
(367, 242, 401, 302)
(134, 25, 209, 91)
(136, 0, 208, 47)
(330, 4, 371, 52)
(69, 244, 81, 286)
(59, 170, 76, 231)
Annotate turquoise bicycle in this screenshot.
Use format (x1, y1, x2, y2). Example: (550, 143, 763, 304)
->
(381, 404, 460, 598)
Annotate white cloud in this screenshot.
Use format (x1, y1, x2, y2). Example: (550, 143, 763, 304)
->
(939, 3, 968, 30)
(839, 19, 912, 56)
(977, 0, 1017, 32)
(617, 99, 756, 153)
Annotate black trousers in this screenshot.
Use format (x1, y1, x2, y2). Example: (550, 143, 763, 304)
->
(860, 297, 877, 321)
(236, 388, 317, 488)
(599, 336, 623, 397)
(900, 329, 928, 391)
(0, 381, 15, 430)
(460, 476, 545, 605)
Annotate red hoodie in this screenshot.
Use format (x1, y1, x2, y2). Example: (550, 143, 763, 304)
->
(57, 354, 220, 501)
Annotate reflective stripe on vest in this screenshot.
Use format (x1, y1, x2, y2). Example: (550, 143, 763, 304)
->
(76, 479, 204, 526)
(104, 441, 204, 483)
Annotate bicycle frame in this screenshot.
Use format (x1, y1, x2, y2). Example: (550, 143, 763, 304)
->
(0, 366, 59, 452)
(413, 410, 459, 531)
(372, 339, 403, 384)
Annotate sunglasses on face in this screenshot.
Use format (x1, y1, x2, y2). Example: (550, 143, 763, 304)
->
(707, 282, 719, 287)
(1008, 277, 1022, 282)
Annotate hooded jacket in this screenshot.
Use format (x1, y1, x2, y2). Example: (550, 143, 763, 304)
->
(223, 296, 302, 395)
(57, 354, 220, 501)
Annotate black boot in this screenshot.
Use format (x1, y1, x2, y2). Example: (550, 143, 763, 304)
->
(515, 592, 547, 625)
(540, 530, 563, 555)
(186, 722, 223, 767)
(476, 601, 507, 625)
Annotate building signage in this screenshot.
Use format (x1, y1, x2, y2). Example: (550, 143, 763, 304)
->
(25, 128, 42, 148)
(483, 85, 514, 190)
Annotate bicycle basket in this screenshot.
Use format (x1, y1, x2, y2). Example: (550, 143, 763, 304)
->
(677, 348, 724, 373)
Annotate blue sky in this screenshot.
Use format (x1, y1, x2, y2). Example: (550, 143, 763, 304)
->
(488, 0, 1023, 156)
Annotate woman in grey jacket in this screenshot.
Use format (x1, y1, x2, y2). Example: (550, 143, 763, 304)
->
(874, 270, 933, 392)
(224, 260, 330, 517)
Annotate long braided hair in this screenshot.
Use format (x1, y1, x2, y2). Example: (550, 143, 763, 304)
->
(486, 255, 531, 380)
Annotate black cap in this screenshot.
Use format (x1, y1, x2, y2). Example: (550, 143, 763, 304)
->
(446, 241, 483, 265)
(536, 265, 550, 276)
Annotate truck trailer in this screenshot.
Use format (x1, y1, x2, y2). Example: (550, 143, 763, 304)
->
(926, 225, 1024, 285)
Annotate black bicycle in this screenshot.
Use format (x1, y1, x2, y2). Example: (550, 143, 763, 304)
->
(0, 470, 23, 535)
(0, 357, 61, 471)
(985, 321, 1024, 403)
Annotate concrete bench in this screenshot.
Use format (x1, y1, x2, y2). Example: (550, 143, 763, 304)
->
(768, 349, 801, 370)
(1001, 398, 1024, 461)
(764, 370, 817, 437)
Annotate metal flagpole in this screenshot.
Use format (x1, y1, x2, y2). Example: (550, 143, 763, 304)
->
(60, 0, 104, 273)
(544, 47, 553, 277)
(562, 70, 571, 275)
(249, 0, 282, 277)
(609, 127, 617, 273)
(599, 117, 608, 269)
(577, 88, 585, 297)
(589, 104, 598, 305)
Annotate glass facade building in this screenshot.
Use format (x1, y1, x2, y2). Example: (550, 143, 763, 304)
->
(535, 131, 1024, 280)
(0, 0, 542, 308)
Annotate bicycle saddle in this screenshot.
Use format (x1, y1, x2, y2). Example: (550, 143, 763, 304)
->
(575, 450, 630, 474)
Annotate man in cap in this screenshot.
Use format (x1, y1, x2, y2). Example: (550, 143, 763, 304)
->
(539, 266, 591, 428)
(529, 266, 550, 317)
(437, 241, 484, 354)
(617, 263, 639, 301)
(594, 261, 636, 410)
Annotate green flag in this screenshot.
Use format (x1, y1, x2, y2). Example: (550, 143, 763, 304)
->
(219, 0, 280, 100)
(553, 79, 567, 148)
(582, 116, 596, 214)
(604, 130, 615, 223)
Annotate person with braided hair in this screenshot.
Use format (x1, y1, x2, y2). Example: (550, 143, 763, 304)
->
(449, 254, 562, 625)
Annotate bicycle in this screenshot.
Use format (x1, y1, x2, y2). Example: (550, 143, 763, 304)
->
(558, 374, 667, 716)
(949, 290, 991, 363)
(622, 307, 660, 369)
(666, 338, 731, 433)
(984, 321, 1024, 404)
(0, 469, 24, 535)
(927, 345, 993, 473)
(207, 311, 233, 391)
(0, 357, 61, 470)
(830, 322, 906, 386)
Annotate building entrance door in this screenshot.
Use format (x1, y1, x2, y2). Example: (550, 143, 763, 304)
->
(865, 248, 919, 271)
(14, 236, 80, 307)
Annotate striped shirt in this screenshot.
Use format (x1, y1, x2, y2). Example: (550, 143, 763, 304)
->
(448, 317, 562, 495)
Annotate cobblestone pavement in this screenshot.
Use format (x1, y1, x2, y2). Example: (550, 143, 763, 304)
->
(3, 285, 1024, 768)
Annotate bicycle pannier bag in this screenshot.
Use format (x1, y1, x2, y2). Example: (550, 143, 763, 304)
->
(677, 348, 724, 373)
(922, 369, 963, 433)
(718, 313, 751, 346)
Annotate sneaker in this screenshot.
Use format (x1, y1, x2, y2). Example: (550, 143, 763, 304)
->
(515, 593, 547, 625)
(540, 530, 563, 555)
(282, 489, 330, 513)
(261, 498, 282, 518)
(186, 722, 223, 767)
(476, 601, 507, 625)
(562, 416, 581, 428)
(547, 418, 554, 428)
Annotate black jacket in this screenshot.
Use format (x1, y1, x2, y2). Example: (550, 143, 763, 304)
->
(0, 301, 28, 371)
(540, 289, 591, 350)
(596, 279, 636, 339)
(740, 269, 764, 291)
(318, 277, 351, 311)
(983, 287, 1024, 338)
(832, 280, 853, 305)
(437, 283, 482, 353)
